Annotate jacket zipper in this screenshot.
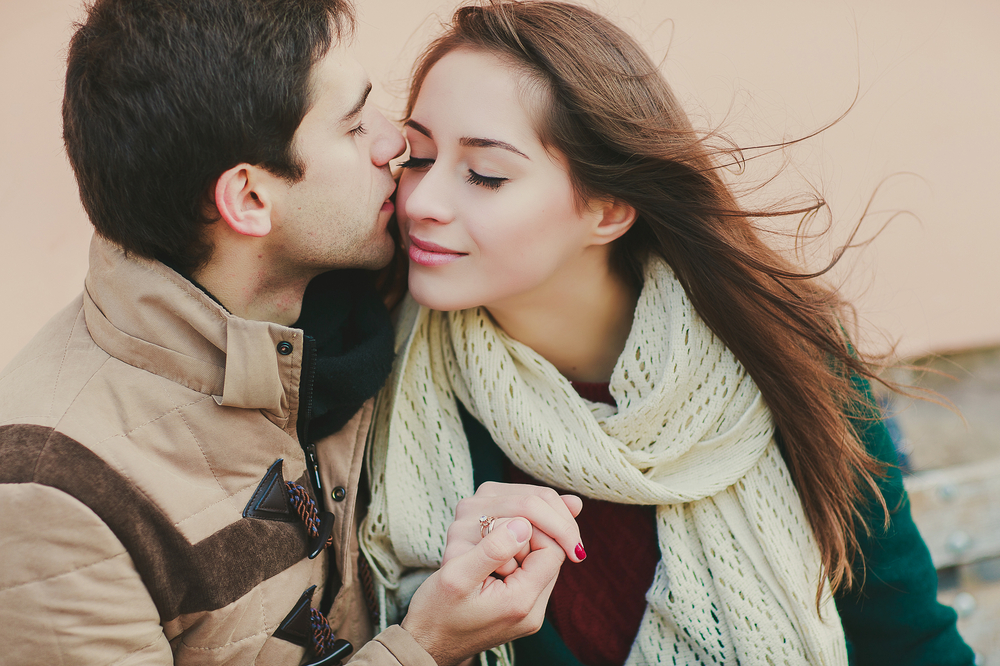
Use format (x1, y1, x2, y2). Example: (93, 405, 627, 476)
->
(297, 335, 325, 508)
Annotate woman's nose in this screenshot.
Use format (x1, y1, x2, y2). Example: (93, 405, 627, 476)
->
(400, 165, 453, 226)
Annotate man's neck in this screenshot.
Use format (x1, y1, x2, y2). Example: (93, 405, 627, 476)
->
(191, 250, 315, 326)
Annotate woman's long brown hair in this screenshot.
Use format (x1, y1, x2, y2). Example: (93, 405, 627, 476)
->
(403, 0, 889, 600)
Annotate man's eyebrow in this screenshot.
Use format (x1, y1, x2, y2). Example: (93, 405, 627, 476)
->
(404, 120, 529, 160)
(342, 81, 372, 123)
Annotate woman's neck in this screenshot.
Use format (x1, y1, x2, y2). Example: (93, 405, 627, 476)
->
(485, 255, 640, 383)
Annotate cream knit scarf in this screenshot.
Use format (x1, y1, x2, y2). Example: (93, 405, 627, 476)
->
(360, 259, 847, 665)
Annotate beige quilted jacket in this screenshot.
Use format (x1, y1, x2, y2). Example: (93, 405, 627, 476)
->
(0, 236, 434, 666)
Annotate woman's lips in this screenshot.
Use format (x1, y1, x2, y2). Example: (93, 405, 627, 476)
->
(408, 235, 466, 267)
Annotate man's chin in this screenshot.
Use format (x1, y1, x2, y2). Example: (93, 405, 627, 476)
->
(355, 233, 397, 271)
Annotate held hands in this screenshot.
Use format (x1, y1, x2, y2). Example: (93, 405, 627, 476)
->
(444, 482, 585, 574)
(400, 482, 584, 666)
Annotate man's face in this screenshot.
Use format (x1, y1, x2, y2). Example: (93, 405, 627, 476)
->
(266, 44, 405, 277)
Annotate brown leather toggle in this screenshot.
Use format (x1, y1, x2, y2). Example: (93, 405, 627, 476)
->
(308, 511, 336, 560)
(304, 639, 353, 665)
(274, 585, 354, 665)
(243, 459, 296, 522)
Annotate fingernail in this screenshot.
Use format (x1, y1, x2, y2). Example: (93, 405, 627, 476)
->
(507, 519, 531, 543)
(575, 543, 587, 561)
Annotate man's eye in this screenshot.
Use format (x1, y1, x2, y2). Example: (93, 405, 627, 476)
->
(467, 170, 507, 191)
(396, 157, 434, 170)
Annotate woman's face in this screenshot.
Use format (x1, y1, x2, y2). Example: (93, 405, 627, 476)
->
(397, 48, 607, 313)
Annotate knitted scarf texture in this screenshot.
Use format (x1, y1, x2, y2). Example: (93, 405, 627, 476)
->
(360, 259, 847, 665)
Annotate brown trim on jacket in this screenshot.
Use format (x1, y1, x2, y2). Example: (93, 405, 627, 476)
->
(0, 423, 311, 620)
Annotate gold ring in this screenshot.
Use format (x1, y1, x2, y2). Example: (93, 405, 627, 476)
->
(479, 515, 497, 538)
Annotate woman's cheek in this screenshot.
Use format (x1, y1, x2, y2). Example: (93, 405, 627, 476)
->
(395, 180, 411, 225)
(396, 184, 420, 240)
(395, 210, 408, 238)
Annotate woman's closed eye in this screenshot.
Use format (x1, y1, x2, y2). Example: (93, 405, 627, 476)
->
(398, 157, 509, 191)
(466, 169, 507, 191)
(397, 157, 434, 170)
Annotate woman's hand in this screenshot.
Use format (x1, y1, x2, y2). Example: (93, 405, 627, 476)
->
(404, 517, 566, 665)
(443, 481, 585, 577)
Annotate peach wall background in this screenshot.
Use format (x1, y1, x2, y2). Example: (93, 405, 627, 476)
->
(2, 0, 998, 369)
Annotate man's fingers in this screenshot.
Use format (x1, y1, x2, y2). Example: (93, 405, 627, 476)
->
(442, 517, 533, 588)
(442, 540, 474, 566)
(493, 541, 531, 577)
(495, 528, 564, 610)
(494, 558, 518, 578)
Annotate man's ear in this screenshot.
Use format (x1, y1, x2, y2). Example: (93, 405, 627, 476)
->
(214, 164, 273, 237)
(590, 198, 637, 246)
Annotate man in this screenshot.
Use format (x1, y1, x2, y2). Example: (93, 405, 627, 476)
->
(0, 0, 580, 664)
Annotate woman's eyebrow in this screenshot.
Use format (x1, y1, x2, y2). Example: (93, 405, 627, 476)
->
(404, 119, 433, 137)
(404, 119, 529, 159)
(460, 137, 529, 159)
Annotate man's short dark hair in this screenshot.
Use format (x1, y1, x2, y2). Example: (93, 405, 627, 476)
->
(62, 0, 355, 274)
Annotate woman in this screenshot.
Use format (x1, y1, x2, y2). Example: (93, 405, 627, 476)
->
(360, 2, 973, 664)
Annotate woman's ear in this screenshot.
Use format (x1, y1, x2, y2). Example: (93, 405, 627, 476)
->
(590, 198, 637, 246)
(214, 164, 273, 237)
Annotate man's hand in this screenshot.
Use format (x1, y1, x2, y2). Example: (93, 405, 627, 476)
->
(444, 482, 585, 577)
(401, 517, 564, 666)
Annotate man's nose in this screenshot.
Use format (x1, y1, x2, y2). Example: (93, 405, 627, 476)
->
(371, 110, 405, 166)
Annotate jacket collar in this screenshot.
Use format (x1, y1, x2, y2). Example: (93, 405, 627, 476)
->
(83, 236, 300, 421)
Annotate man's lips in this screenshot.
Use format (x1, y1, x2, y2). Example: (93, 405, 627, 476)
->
(408, 235, 467, 267)
(380, 182, 397, 213)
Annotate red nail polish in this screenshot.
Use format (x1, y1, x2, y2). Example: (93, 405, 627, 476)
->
(575, 543, 586, 561)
